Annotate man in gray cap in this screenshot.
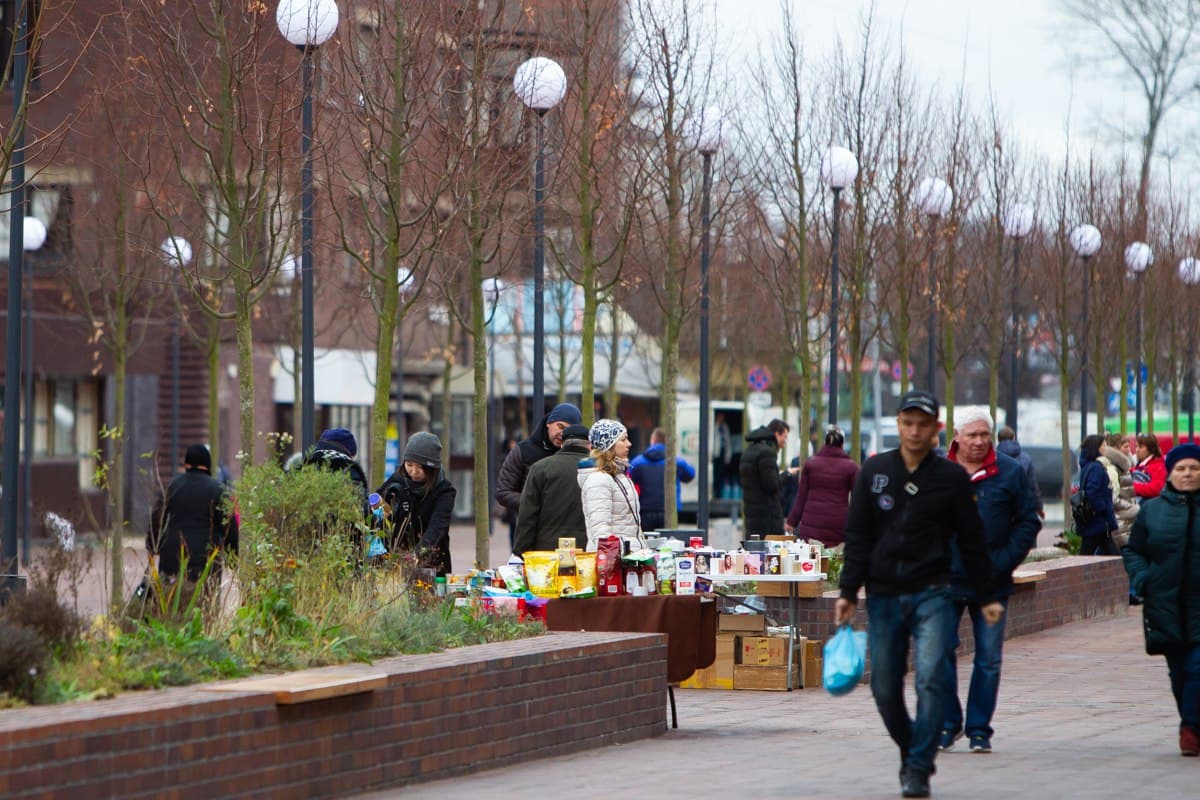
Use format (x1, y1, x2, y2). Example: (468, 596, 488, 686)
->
(513, 423, 590, 555)
(496, 403, 582, 545)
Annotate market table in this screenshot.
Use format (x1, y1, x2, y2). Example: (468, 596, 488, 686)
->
(545, 594, 717, 727)
(698, 573, 826, 690)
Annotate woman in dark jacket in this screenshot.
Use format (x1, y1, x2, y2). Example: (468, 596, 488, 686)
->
(377, 432, 457, 576)
(786, 427, 859, 546)
(1076, 434, 1119, 556)
(1123, 443, 1200, 756)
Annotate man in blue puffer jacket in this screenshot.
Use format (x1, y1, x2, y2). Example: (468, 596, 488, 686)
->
(939, 410, 1041, 755)
(629, 427, 696, 532)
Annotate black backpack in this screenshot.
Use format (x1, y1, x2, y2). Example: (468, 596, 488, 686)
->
(1070, 464, 1101, 529)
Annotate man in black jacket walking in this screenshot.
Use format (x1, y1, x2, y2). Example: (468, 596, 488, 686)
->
(148, 444, 238, 583)
(835, 391, 1003, 799)
(740, 418, 793, 536)
(513, 424, 590, 555)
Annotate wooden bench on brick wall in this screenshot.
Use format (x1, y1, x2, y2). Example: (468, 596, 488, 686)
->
(202, 669, 389, 704)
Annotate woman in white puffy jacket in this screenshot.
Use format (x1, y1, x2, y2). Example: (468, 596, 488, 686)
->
(579, 419, 646, 552)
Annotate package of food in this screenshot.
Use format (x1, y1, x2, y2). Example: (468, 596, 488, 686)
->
(497, 563, 528, 595)
(675, 556, 696, 595)
(575, 552, 597, 592)
(523, 551, 560, 598)
(657, 547, 676, 594)
(557, 545, 579, 597)
(597, 536, 624, 596)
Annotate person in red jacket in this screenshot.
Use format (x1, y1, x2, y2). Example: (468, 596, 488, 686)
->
(786, 426, 859, 546)
(1133, 434, 1167, 499)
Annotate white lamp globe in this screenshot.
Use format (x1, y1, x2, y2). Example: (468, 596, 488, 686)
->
(276, 0, 340, 48)
(513, 57, 567, 112)
(1124, 241, 1153, 273)
(1002, 202, 1035, 238)
(160, 236, 193, 268)
(482, 276, 506, 303)
(915, 177, 953, 218)
(819, 146, 858, 190)
(1069, 224, 1102, 258)
(397, 266, 415, 295)
(279, 253, 299, 281)
(1179, 257, 1200, 286)
(22, 217, 46, 252)
(685, 106, 724, 155)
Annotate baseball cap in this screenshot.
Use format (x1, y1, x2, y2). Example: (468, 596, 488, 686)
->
(898, 390, 939, 418)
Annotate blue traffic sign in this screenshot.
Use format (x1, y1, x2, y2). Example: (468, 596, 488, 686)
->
(747, 365, 772, 392)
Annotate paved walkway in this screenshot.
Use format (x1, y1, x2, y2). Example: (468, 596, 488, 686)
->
(354, 611, 1194, 799)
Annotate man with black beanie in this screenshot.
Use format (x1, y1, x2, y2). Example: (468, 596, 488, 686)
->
(513, 423, 590, 555)
(148, 444, 238, 583)
(496, 403, 582, 544)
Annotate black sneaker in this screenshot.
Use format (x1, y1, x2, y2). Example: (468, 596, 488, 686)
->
(901, 768, 931, 798)
(969, 734, 992, 753)
(938, 727, 963, 751)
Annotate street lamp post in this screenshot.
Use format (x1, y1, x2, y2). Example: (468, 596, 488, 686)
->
(276, 0, 339, 450)
(1070, 224, 1102, 439)
(19, 217, 46, 567)
(514, 56, 567, 426)
(483, 277, 506, 540)
(819, 146, 859, 427)
(3, 0, 33, 600)
(1124, 242, 1153, 434)
(1002, 202, 1035, 434)
(915, 177, 953, 393)
(160, 237, 194, 472)
(1179, 257, 1200, 441)
(687, 108, 722, 532)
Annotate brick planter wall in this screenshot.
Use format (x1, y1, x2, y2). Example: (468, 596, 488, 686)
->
(0, 632, 667, 799)
(743, 555, 1129, 657)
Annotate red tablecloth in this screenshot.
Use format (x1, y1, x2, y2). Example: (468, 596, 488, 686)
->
(545, 594, 717, 683)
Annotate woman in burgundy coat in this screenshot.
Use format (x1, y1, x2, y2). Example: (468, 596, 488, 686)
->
(786, 427, 860, 547)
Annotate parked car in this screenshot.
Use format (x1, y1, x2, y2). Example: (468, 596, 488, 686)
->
(1023, 445, 1076, 499)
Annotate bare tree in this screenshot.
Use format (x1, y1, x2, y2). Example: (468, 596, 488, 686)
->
(1058, 0, 1200, 237)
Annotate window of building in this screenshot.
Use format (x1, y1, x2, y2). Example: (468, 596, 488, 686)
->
(33, 377, 99, 486)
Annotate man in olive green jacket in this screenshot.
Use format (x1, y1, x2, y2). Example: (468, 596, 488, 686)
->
(513, 425, 590, 555)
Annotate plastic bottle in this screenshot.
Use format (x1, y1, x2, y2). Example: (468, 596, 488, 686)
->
(434, 576, 447, 597)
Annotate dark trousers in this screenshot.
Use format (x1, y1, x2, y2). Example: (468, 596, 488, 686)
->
(1165, 643, 1200, 733)
(867, 586, 956, 777)
(1080, 533, 1118, 556)
(641, 510, 665, 533)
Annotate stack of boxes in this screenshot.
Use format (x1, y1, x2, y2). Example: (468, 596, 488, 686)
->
(680, 612, 823, 691)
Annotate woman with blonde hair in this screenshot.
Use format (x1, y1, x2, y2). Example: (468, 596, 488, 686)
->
(579, 419, 645, 552)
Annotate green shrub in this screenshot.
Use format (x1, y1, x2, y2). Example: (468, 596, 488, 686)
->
(0, 619, 48, 704)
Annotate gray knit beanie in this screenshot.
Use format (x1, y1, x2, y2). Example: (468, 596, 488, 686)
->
(403, 432, 443, 470)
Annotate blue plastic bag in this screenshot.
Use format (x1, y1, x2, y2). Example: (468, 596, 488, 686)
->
(823, 624, 866, 696)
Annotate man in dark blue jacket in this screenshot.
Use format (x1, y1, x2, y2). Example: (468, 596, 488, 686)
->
(630, 428, 696, 532)
(940, 410, 1041, 755)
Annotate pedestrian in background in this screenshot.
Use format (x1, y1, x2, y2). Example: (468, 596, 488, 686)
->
(630, 427, 696, 532)
(148, 444, 238, 586)
(740, 418, 794, 536)
(303, 427, 369, 516)
(495, 403, 582, 545)
(1123, 443, 1200, 757)
(836, 391, 1003, 798)
(1076, 434, 1119, 556)
(995, 426, 1043, 516)
(786, 426, 858, 547)
(940, 410, 1040, 755)
(377, 432, 456, 576)
(1101, 432, 1138, 547)
(1133, 434, 1167, 500)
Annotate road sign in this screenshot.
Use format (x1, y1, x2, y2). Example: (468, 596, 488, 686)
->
(747, 365, 772, 392)
(891, 361, 915, 381)
(748, 391, 772, 408)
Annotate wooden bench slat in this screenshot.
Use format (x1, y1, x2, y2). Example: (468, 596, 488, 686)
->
(202, 671, 389, 704)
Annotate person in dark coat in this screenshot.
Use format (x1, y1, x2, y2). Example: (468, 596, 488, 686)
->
(996, 426, 1043, 515)
(1124, 443, 1200, 757)
(1076, 434, 1119, 555)
(786, 426, 859, 546)
(739, 418, 792, 536)
(495, 403, 582, 544)
(377, 432, 457, 576)
(629, 427, 696, 532)
(303, 427, 370, 517)
(939, 410, 1041, 754)
(513, 424, 590, 555)
(148, 444, 238, 582)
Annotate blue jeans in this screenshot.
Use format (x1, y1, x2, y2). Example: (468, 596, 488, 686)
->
(940, 597, 1009, 739)
(1164, 644, 1200, 732)
(867, 586, 956, 777)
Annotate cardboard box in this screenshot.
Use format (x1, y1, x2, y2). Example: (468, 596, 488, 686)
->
(756, 579, 827, 598)
(737, 635, 799, 667)
(719, 612, 766, 633)
(680, 632, 736, 689)
(801, 637, 823, 688)
(733, 664, 800, 691)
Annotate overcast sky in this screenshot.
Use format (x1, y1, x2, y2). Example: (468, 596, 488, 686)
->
(709, 0, 1192, 171)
